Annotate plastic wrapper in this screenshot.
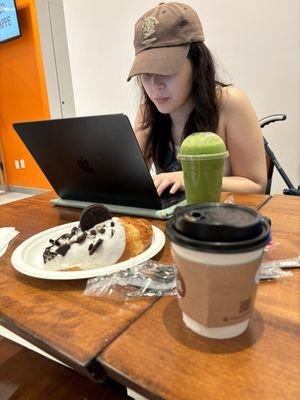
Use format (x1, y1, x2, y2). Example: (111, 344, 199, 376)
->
(84, 252, 299, 299)
(259, 255, 299, 280)
(261, 235, 299, 279)
(262, 254, 300, 268)
(264, 240, 280, 254)
(84, 260, 177, 300)
(259, 264, 293, 280)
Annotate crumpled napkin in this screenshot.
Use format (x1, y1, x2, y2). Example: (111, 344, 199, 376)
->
(0, 227, 19, 257)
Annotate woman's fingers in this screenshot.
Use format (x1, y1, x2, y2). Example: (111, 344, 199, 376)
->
(153, 174, 170, 195)
(152, 175, 162, 189)
(152, 172, 184, 195)
(170, 181, 180, 194)
(157, 180, 172, 195)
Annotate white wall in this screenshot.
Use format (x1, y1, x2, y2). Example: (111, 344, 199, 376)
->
(62, 0, 300, 194)
(35, 0, 75, 118)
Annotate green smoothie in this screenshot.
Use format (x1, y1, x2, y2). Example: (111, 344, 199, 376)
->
(178, 133, 228, 204)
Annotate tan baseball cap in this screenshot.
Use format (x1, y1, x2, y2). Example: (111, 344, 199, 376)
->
(127, 2, 205, 81)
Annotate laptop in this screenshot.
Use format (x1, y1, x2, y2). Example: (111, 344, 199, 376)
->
(13, 114, 185, 219)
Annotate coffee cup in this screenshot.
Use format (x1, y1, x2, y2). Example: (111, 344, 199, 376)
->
(178, 132, 228, 204)
(167, 203, 271, 339)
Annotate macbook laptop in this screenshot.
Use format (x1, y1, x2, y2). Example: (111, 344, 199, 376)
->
(13, 114, 185, 219)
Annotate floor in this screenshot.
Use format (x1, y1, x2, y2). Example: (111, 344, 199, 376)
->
(0, 191, 33, 205)
(0, 326, 147, 400)
(0, 191, 148, 400)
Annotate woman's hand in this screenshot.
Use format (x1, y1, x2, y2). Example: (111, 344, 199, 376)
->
(152, 171, 184, 196)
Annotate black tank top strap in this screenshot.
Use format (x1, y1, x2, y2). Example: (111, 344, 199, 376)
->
(154, 145, 181, 173)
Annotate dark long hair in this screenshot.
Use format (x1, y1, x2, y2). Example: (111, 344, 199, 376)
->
(139, 42, 227, 171)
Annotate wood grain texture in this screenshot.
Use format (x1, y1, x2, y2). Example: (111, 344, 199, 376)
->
(259, 195, 300, 260)
(0, 191, 272, 387)
(100, 195, 300, 400)
(0, 192, 157, 377)
(0, 336, 130, 400)
(226, 193, 271, 209)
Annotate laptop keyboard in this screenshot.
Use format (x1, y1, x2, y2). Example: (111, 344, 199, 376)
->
(160, 189, 185, 208)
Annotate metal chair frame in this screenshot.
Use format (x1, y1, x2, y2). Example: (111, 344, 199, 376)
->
(259, 114, 300, 196)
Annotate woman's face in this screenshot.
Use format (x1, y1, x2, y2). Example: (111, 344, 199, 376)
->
(140, 59, 193, 117)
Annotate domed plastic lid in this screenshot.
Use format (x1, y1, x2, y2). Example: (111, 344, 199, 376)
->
(166, 203, 271, 253)
(179, 132, 228, 160)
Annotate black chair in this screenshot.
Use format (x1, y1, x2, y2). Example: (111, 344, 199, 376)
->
(259, 114, 300, 196)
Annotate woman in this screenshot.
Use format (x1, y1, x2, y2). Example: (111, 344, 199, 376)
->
(127, 2, 267, 195)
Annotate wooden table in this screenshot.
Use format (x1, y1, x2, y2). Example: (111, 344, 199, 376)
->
(1, 192, 299, 400)
(99, 195, 300, 400)
(98, 195, 300, 400)
(0, 192, 158, 380)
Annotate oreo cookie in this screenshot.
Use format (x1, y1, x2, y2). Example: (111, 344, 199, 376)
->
(79, 204, 112, 231)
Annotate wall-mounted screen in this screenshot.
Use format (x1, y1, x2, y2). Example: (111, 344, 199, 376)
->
(0, 0, 21, 43)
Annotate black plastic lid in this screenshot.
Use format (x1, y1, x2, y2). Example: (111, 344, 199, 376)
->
(166, 203, 271, 253)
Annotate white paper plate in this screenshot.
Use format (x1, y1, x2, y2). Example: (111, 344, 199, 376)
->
(11, 221, 165, 280)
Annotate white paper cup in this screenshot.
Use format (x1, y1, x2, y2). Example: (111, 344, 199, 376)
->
(166, 204, 271, 340)
(172, 243, 263, 339)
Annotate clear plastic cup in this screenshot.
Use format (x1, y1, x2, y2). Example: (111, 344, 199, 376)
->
(179, 132, 228, 204)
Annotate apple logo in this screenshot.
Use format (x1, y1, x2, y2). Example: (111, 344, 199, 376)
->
(77, 157, 94, 173)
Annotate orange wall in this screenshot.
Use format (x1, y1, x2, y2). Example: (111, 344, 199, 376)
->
(0, 0, 52, 189)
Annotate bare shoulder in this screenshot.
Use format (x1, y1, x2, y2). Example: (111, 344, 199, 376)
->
(217, 86, 266, 192)
(219, 86, 253, 114)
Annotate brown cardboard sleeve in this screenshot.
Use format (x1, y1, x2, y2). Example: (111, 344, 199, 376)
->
(173, 252, 262, 328)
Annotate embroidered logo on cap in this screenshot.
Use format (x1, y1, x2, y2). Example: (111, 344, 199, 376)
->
(141, 16, 159, 45)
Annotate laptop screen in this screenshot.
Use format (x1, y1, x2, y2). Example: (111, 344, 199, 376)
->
(13, 114, 165, 209)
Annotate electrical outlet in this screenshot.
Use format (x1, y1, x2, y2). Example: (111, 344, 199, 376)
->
(20, 159, 25, 168)
(15, 160, 20, 169)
